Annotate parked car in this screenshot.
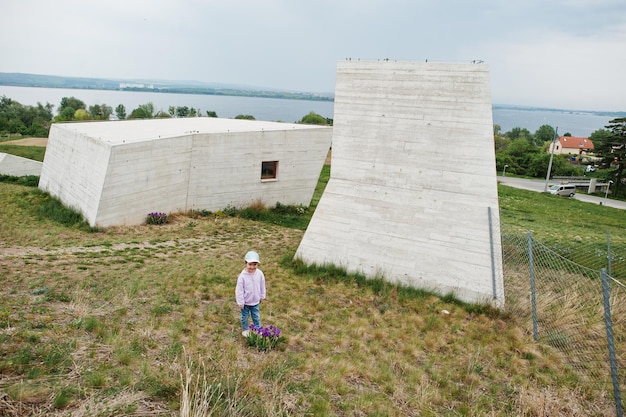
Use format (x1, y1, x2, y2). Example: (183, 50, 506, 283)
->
(586, 165, 596, 172)
(547, 184, 576, 197)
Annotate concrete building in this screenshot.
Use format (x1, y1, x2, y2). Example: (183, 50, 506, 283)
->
(39, 118, 332, 227)
(0, 153, 42, 176)
(295, 61, 504, 306)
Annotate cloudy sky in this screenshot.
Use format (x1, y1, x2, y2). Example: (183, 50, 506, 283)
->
(1, 0, 624, 111)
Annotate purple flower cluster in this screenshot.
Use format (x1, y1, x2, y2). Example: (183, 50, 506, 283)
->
(249, 324, 281, 338)
(146, 212, 168, 225)
(246, 324, 286, 351)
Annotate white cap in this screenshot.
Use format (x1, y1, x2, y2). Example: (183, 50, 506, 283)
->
(245, 251, 260, 263)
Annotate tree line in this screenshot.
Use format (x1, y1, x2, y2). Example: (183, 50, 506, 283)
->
(0, 95, 333, 137)
(495, 119, 626, 196)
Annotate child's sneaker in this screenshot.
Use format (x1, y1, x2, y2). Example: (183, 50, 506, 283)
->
(242, 330, 249, 337)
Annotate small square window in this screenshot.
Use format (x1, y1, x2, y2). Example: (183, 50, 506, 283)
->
(261, 161, 278, 180)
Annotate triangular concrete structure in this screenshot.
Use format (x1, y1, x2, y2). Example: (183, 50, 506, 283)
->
(0, 152, 42, 177)
(296, 61, 504, 306)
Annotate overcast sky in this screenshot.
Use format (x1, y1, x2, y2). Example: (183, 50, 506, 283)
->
(1, 0, 624, 112)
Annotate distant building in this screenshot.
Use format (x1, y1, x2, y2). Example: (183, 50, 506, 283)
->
(119, 82, 155, 89)
(39, 118, 332, 227)
(548, 136, 595, 155)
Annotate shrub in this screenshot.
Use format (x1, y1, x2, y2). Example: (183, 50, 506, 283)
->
(223, 205, 237, 217)
(0, 174, 39, 187)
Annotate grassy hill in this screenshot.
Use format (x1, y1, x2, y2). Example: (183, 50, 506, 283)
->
(0, 171, 624, 415)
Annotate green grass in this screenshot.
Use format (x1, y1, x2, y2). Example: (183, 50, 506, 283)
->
(498, 183, 626, 277)
(0, 174, 39, 187)
(18, 188, 97, 231)
(0, 169, 622, 415)
(0, 144, 46, 161)
(499, 183, 626, 236)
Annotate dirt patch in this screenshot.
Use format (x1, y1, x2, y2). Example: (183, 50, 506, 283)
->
(2, 137, 48, 147)
(0, 238, 206, 259)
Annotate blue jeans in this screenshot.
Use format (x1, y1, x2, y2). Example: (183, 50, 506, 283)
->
(241, 304, 261, 331)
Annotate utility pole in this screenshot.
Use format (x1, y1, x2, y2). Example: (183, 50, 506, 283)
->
(544, 127, 558, 192)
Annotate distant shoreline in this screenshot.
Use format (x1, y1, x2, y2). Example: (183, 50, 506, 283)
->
(491, 104, 625, 118)
(0, 72, 334, 103)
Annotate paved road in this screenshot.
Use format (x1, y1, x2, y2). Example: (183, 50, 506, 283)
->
(498, 176, 626, 211)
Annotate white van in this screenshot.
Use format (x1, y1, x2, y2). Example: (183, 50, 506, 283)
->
(548, 184, 576, 197)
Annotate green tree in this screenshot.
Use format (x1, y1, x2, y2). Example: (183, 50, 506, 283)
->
(115, 104, 126, 120)
(88, 104, 112, 120)
(0, 97, 53, 136)
(589, 128, 611, 149)
(298, 112, 328, 125)
(176, 106, 190, 118)
(74, 109, 91, 120)
(234, 114, 255, 120)
(495, 138, 540, 176)
(27, 102, 54, 136)
(54, 96, 87, 122)
(154, 110, 171, 118)
(494, 124, 510, 153)
(0, 96, 25, 134)
(534, 124, 556, 146)
(57, 106, 77, 122)
(206, 111, 218, 118)
(595, 117, 626, 196)
(128, 102, 154, 119)
(59, 97, 86, 114)
(505, 127, 533, 142)
(526, 153, 581, 178)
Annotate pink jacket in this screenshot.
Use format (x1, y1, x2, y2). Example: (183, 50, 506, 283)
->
(235, 269, 266, 306)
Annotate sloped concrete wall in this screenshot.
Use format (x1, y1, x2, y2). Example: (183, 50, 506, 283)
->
(39, 129, 110, 223)
(39, 118, 332, 227)
(295, 61, 504, 306)
(96, 136, 194, 226)
(0, 153, 42, 176)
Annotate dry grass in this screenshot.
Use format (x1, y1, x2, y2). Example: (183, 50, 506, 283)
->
(0, 181, 620, 416)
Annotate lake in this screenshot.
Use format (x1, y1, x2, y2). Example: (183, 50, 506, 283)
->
(0, 85, 620, 137)
(0, 86, 334, 125)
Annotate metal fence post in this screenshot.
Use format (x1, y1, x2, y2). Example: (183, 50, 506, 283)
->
(601, 268, 623, 417)
(527, 232, 538, 341)
(606, 230, 613, 277)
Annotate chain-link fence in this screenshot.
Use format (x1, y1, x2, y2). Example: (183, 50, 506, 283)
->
(502, 231, 626, 416)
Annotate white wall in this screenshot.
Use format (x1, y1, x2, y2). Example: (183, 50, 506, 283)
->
(0, 153, 42, 176)
(97, 136, 194, 226)
(39, 118, 332, 227)
(296, 61, 504, 306)
(39, 129, 111, 222)
(188, 129, 331, 211)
